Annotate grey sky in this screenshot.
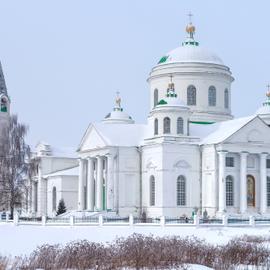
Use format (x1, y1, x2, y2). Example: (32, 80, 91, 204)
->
(1, 0, 269, 149)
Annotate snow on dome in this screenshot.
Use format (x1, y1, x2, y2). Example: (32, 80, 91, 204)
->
(159, 45, 224, 65)
(156, 82, 189, 110)
(256, 105, 270, 115)
(103, 92, 134, 124)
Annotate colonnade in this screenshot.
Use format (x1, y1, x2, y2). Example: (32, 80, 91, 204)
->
(218, 151, 268, 214)
(78, 154, 116, 212)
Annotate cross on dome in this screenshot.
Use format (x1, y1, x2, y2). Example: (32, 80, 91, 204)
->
(182, 12, 199, 46)
(114, 91, 123, 111)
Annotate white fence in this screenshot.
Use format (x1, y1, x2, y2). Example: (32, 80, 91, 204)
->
(3, 214, 270, 227)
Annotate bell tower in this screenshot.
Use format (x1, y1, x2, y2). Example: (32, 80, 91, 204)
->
(0, 62, 10, 128)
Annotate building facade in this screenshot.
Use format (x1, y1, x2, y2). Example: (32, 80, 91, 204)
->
(29, 21, 270, 218)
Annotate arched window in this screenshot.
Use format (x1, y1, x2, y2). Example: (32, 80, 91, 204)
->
(224, 89, 229, 109)
(177, 175, 186, 206)
(0, 97, 7, 112)
(187, 85, 196, 105)
(154, 89, 158, 107)
(52, 186, 57, 211)
(177, 117, 184, 134)
(267, 177, 270, 207)
(154, 118, 158, 135)
(163, 117, 171, 134)
(150, 176, 155, 206)
(226, 176, 234, 206)
(208, 86, 216, 106)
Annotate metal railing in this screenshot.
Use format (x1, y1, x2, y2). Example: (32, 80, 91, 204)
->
(74, 216, 99, 223)
(165, 217, 194, 224)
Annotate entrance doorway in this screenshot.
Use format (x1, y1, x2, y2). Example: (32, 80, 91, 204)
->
(247, 175, 255, 207)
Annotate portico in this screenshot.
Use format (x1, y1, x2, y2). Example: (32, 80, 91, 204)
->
(78, 151, 117, 212)
(217, 149, 269, 215)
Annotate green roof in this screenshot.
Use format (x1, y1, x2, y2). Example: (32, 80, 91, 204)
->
(157, 99, 168, 105)
(158, 55, 169, 64)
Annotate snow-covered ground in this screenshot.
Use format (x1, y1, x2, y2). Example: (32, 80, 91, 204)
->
(1, 223, 270, 257)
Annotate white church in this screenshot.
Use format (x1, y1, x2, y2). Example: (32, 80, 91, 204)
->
(24, 20, 270, 218)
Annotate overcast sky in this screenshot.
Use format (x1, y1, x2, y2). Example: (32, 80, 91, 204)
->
(1, 0, 270, 150)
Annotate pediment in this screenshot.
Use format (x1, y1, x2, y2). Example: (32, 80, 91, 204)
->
(78, 124, 107, 152)
(146, 159, 157, 169)
(174, 160, 191, 169)
(226, 117, 270, 144)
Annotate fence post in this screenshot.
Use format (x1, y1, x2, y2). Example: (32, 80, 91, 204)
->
(13, 213, 19, 226)
(99, 215, 103, 226)
(249, 215, 255, 227)
(194, 215, 199, 227)
(129, 214, 134, 226)
(6, 213, 9, 222)
(42, 216, 46, 226)
(160, 216, 165, 227)
(222, 214, 228, 227)
(70, 216, 74, 226)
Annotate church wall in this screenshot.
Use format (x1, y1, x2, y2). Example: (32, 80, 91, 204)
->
(47, 175, 78, 217)
(201, 145, 217, 215)
(117, 147, 140, 217)
(141, 144, 163, 217)
(142, 142, 200, 218)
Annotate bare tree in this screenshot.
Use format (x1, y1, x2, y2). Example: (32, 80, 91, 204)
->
(0, 114, 31, 219)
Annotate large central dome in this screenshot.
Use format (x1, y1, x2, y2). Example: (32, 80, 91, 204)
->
(158, 45, 223, 65)
(157, 22, 224, 66)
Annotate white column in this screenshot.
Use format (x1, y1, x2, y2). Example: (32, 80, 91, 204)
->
(87, 157, 95, 211)
(218, 151, 227, 213)
(113, 155, 118, 212)
(260, 153, 268, 214)
(31, 181, 36, 213)
(96, 156, 103, 211)
(78, 158, 85, 211)
(106, 154, 114, 211)
(240, 152, 248, 214)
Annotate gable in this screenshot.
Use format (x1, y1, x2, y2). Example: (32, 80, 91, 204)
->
(78, 125, 107, 152)
(226, 117, 270, 144)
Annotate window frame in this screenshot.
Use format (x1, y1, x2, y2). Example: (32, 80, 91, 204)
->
(226, 175, 234, 206)
(187, 85, 196, 106)
(154, 89, 159, 107)
(208, 86, 216, 107)
(163, 117, 171, 134)
(150, 176, 155, 206)
(177, 117, 184, 134)
(226, 157, 234, 167)
(154, 118, 158, 135)
(224, 88, 229, 109)
(177, 175, 186, 206)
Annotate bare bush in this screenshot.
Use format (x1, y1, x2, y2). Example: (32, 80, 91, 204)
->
(3, 233, 270, 269)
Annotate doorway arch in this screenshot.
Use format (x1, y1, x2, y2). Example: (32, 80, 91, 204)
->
(247, 175, 255, 207)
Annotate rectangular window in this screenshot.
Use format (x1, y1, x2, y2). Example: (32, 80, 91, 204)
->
(267, 177, 270, 207)
(267, 159, 270, 169)
(226, 157, 234, 167)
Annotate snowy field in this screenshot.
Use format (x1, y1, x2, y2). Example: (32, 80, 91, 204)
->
(1, 223, 270, 257)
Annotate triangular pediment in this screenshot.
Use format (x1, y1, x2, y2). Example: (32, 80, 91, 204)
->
(226, 116, 270, 144)
(78, 124, 107, 152)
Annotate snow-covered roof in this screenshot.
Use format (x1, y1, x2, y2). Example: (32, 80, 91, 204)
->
(190, 116, 256, 145)
(93, 123, 146, 146)
(44, 166, 79, 178)
(159, 45, 224, 66)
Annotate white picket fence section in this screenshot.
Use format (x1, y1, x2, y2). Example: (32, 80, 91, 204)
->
(4, 214, 270, 227)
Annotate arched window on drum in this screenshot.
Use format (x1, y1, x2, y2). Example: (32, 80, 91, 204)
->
(187, 85, 196, 105)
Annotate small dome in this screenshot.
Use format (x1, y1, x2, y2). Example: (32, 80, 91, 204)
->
(155, 82, 189, 110)
(158, 45, 224, 65)
(103, 92, 134, 124)
(103, 110, 134, 124)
